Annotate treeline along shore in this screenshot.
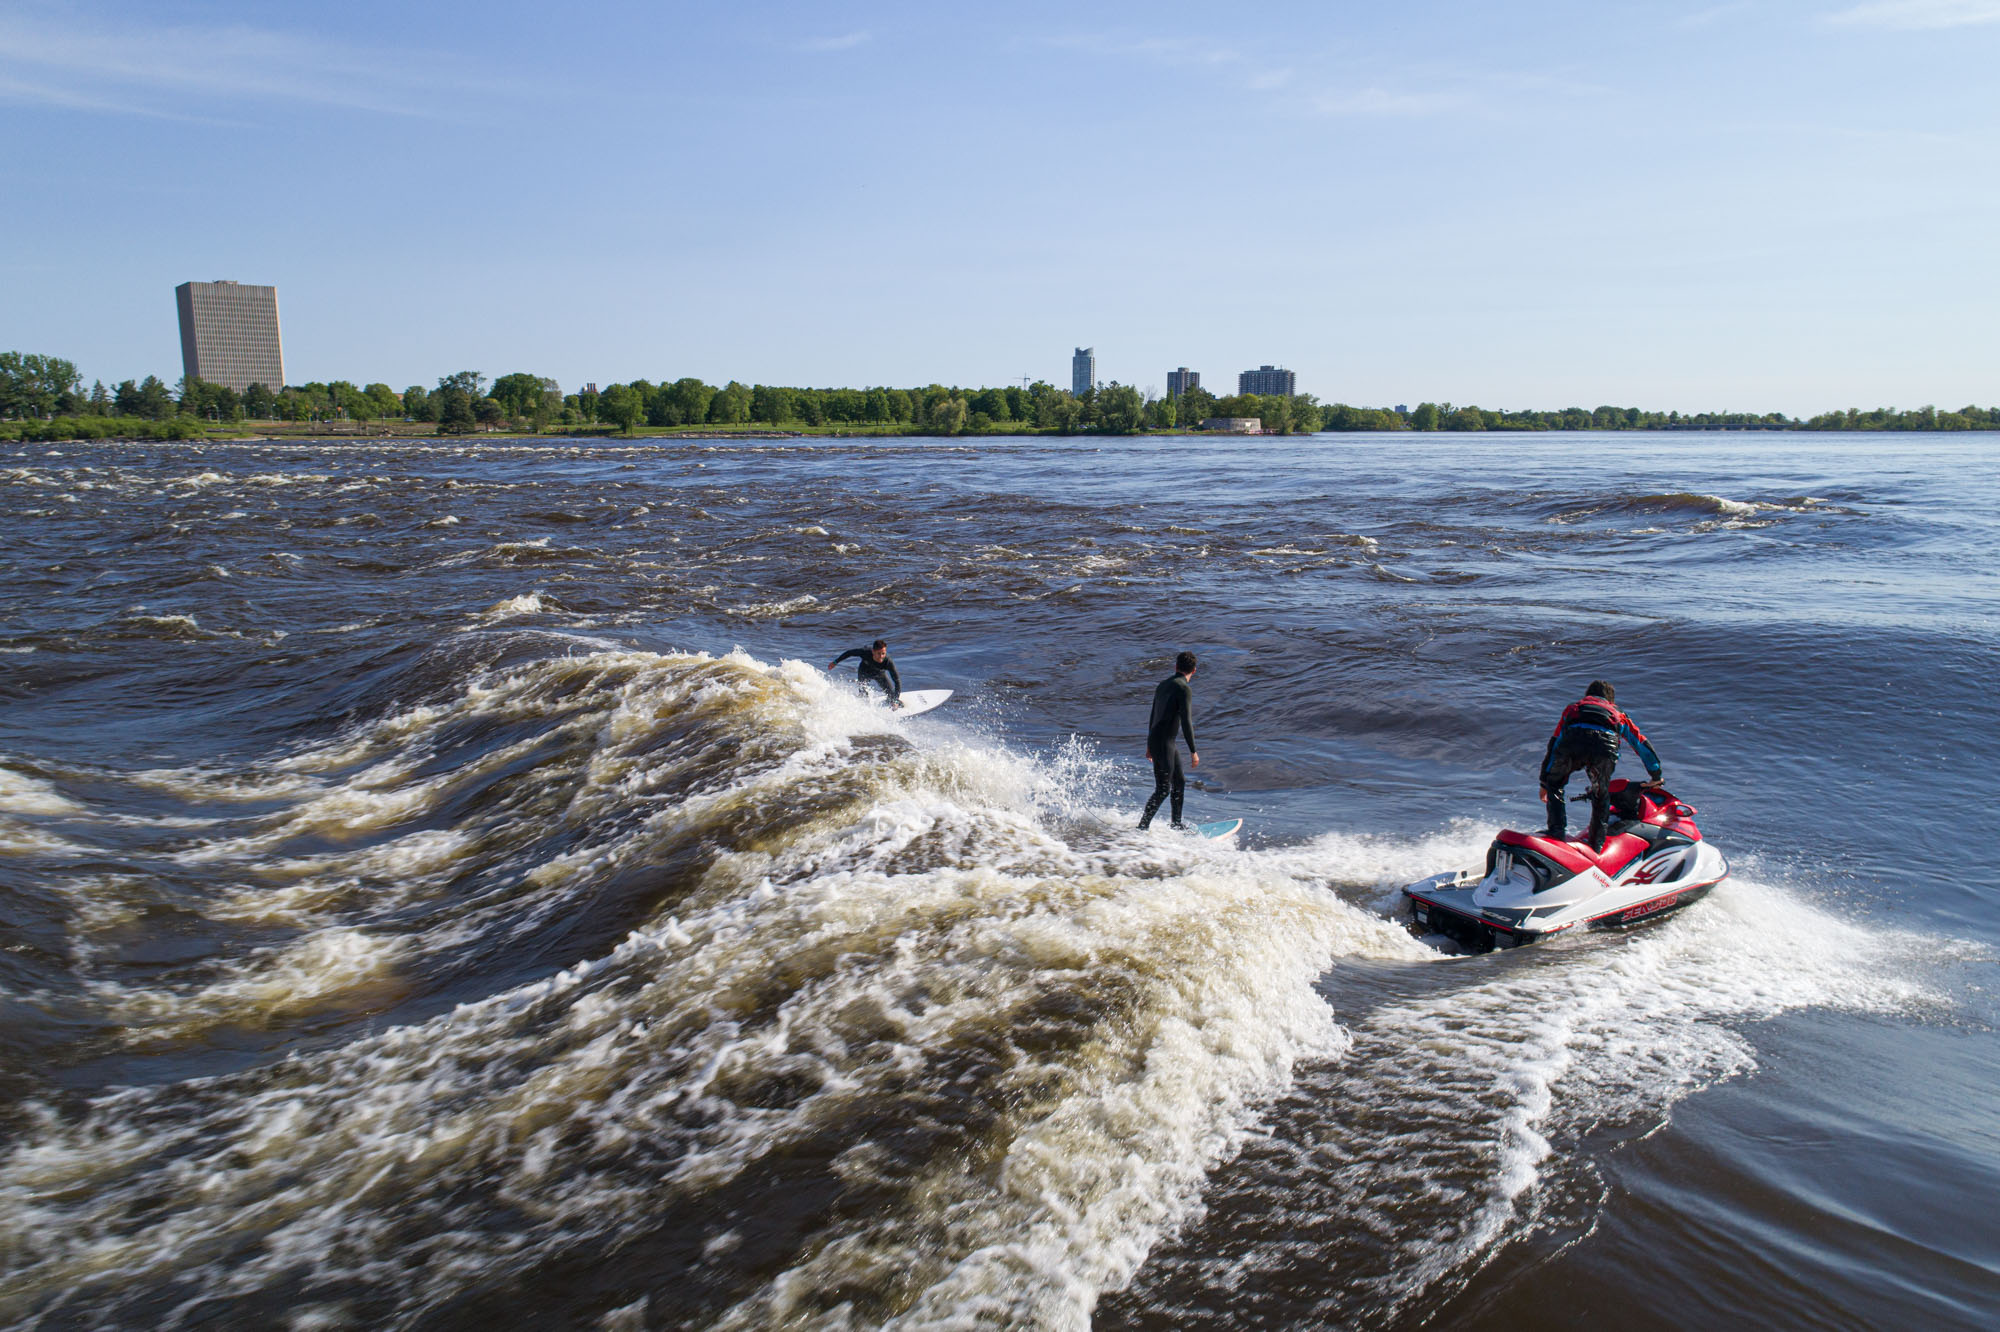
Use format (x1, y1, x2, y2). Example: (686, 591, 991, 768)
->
(4, 352, 1997, 441)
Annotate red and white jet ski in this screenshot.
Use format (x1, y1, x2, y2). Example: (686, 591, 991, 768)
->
(1403, 780, 1728, 953)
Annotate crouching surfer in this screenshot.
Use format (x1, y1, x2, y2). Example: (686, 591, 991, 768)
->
(1140, 651, 1201, 830)
(828, 639, 903, 708)
(1541, 678, 1663, 850)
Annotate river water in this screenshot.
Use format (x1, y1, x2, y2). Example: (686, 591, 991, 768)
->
(0, 432, 1993, 1329)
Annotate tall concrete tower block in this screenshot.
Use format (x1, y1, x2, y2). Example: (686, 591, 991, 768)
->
(176, 280, 285, 392)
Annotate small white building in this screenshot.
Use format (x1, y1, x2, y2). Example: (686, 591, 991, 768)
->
(1200, 417, 1263, 434)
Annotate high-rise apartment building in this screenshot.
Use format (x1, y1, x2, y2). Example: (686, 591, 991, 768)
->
(176, 280, 285, 393)
(1167, 367, 1200, 398)
(1238, 364, 1296, 396)
(1072, 347, 1096, 396)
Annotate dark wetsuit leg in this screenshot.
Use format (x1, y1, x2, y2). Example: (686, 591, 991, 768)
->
(1140, 748, 1185, 829)
(1542, 737, 1616, 843)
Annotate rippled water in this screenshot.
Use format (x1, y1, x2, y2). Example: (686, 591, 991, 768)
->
(1, 434, 1994, 1329)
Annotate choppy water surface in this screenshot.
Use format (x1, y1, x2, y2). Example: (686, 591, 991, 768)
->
(1, 433, 1994, 1330)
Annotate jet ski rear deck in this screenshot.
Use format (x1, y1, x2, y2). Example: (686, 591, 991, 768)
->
(1404, 781, 1727, 953)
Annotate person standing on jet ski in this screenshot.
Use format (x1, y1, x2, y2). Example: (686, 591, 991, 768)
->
(828, 639, 903, 708)
(1541, 679, 1662, 850)
(1139, 651, 1200, 831)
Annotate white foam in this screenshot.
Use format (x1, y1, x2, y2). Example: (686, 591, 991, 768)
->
(0, 645, 1969, 1328)
(726, 594, 817, 618)
(121, 612, 205, 637)
(478, 591, 549, 622)
(0, 766, 80, 815)
(99, 927, 407, 1038)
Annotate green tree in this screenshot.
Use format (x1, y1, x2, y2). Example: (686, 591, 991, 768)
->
(0, 352, 81, 418)
(136, 375, 175, 420)
(1179, 385, 1217, 426)
(753, 384, 795, 423)
(1411, 402, 1442, 430)
(474, 397, 505, 428)
(326, 381, 370, 421)
(927, 393, 969, 435)
(1096, 383, 1145, 433)
(826, 388, 865, 422)
(1048, 393, 1084, 433)
(402, 385, 435, 421)
(243, 383, 278, 418)
(969, 387, 1011, 422)
(709, 380, 752, 424)
(187, 381, 242, 421)
(598, 384, 643, 433)
(665, 377, 714, 426)
(490, 372, 554, 417)
(1288, 393, 1323, 435)
(435, 386, 477, 434)
(180, 374, 242, 419)
(437, 371, 486, 400)
(1145, 393, 1177, 430)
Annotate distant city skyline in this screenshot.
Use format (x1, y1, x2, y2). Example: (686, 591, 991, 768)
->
(6, 2, 1999, 414)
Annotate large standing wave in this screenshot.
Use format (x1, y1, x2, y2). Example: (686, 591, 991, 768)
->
(0, 647, 1420, 1329)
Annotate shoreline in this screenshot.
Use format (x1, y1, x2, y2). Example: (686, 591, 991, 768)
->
(9, 420, 2000, 444)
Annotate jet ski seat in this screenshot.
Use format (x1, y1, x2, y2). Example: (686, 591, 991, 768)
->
(1496, 828, 1650, 877)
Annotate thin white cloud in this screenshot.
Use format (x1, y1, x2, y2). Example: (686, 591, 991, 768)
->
(799, 31, 871, 52)
(0, 10, 503, 119)
(1044, 33, 1249, 69)
(1309, 86, 1465, 117)
(1047, 31, 1470, 118)
(1679, 3, 1756, 28)
(1824, 0, 2000, 27)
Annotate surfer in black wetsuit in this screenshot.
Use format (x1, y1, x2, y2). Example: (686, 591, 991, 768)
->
(1140, 651, 1200, 830)
(827, 639, 903, 707)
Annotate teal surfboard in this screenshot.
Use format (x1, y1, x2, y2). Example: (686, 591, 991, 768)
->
(1196, 819, 1242, 841)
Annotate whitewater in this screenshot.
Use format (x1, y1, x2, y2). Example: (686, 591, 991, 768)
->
(0, 433, 1993, 1329)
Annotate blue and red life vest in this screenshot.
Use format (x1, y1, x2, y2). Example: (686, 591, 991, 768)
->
(1543, 693, 1662, 778)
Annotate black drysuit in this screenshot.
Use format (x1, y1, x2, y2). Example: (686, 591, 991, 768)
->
(831, 647, 901, 702)
(1140, 673, 1196, 829)
(1540, 693, 1662, 848)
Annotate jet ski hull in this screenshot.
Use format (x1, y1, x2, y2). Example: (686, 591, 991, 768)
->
(1405, 872, 1721, 952)
(1402, 782, 1728, 953)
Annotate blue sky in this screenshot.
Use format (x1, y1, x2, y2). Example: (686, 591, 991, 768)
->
(3, 0, 1996, 411)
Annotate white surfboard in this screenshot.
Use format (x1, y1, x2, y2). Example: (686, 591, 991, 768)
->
(1195, 818, 1242, 842)
(885, 689, 952, 717)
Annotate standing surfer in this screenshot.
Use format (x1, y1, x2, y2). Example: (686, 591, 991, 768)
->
(1140, 651, 1201, 830)
(828, 639, 903, 708)
(1541, 678, 1663, 850)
